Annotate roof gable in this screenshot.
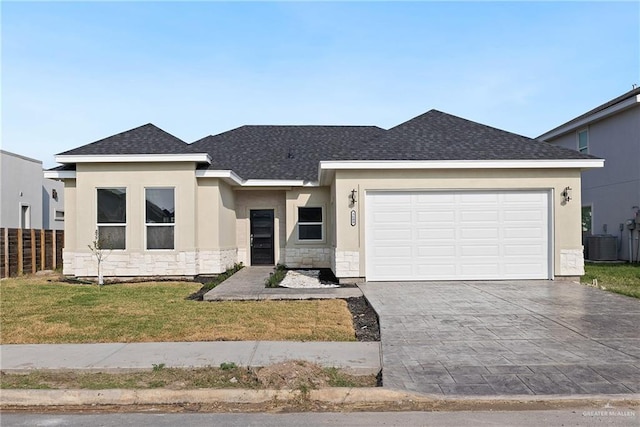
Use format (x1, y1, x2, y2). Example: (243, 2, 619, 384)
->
(347, 110, 596, 161)
(57, 123, 188, 156)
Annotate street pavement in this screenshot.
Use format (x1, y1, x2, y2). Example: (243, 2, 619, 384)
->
(3, 408, 639, 426)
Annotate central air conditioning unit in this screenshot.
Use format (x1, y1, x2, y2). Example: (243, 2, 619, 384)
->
(587, 235, 618, 261)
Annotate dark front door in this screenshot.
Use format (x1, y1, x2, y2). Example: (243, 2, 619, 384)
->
(250, 209, 275, 265)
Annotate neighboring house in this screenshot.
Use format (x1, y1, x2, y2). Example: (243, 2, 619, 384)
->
(1, 150, 64, 230)
(45, 110, 603, 282)
(538, 88, 640, 262)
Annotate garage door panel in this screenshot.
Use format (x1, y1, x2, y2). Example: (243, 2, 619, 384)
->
(416, 264, 457, 276)
(418, 228, 456, 239)
(461, 263, 500, 275)
(373, 212, 411, 224)
(504, 263, 546, 275)
(417, 211, 455, 222)
(416, 193, 455, 203)
(374, 246, 412, 257)
(504, 244, 544, 255)
(417, 245, 456, 256)
(366, 190, 550, 281)
(460, 228, 499, 239)
(504, 210, 544, 221)
(503, 227, 545, 239)
(461, 210, 499, 222)
(461, 245, 500, 256)
(459, 193, 499, 204)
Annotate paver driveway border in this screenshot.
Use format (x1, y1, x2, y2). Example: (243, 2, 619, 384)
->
(359, 280, 640, 396)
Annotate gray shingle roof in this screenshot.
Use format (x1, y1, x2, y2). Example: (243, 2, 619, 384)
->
(189, 125, 385, 181)
(53, 110, 599, 178)
(58, 124, 188, 156)
(345, 110, 597, 161)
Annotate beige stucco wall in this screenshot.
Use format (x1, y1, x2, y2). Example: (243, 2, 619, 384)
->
(333, 168, 583, 278)
(62, 179, 77, 275)
(235, 190, 286, 266)
(284, 187, 332, 267)
(64, 162, 230, 277)
(196, 179, 236, 249)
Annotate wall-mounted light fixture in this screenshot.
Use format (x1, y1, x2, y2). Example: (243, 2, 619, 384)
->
(52, 189, 58, 200)
(349, 189, 357, 205)
(561, 186, 572, 204)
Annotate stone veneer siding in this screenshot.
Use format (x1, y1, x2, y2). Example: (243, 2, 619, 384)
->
(559, 248, 585, 276)
(284, 247, 331, 268)
(64, 249, 238, 277)
(334, 250, 360, 278)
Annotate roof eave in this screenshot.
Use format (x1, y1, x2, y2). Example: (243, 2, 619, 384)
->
(538, 95, 640, 141)
(318, 159, 605, 183)
(55, 153, 212, 164)
(44, 170, 76, 179)
(195, 169, 318, 187)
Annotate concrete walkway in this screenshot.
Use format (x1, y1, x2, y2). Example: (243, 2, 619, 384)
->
(0, 341, 381, 375)
(203, 266, 362, 301)
(360, 280, 640, 396)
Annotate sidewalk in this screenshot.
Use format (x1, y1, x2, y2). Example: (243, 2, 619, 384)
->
(203, 266, 362, 301)
(0, 341, 381, 375)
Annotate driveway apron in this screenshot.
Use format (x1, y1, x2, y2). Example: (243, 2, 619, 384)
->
(359, 281, 640, 395)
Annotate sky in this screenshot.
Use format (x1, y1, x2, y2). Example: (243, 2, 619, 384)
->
(1, 1, 639, 168)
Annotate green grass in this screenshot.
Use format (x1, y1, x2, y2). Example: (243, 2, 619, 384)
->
(0, 366, 378, 390)
(582, 263, 640, 298)
(265, 264, 287, 288)
(0, 275, 356, 344)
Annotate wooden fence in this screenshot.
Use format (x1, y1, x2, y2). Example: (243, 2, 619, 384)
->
(0, 228, 64, 278)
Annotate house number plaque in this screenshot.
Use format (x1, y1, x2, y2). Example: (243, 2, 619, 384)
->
(350, 210, 356, 226)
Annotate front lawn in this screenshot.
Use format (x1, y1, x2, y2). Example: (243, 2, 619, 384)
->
(0, 276, 356, 344)
(582, 263, 640, 298)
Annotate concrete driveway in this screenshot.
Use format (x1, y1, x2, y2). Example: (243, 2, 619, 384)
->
(359, 280, 640, 395)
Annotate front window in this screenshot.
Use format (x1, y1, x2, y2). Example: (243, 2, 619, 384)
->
(97, 188, 126, 249)
(146, 188, 175, 250)
(578, 129, 589, 154)
(298, 207, 323, 241)
(582, 206, 592, 234)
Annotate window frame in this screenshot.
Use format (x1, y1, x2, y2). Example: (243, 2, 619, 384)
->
(577, 128, 589, 154)
(96, 187, 127, 250)
(297, 206, 324, 242)
(145, 187, 176, 251)
(581, 205, 593, 234)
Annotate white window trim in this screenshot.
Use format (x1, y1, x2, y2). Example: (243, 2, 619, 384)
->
(145, 187, 176, 251)
(19, 203, 31, 229)
(297, 206, 325, 243)
(577, 128, 589, 154)
(97, 187, 127, 251)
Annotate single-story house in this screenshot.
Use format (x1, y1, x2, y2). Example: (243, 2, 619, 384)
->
(45, 110, 603, 282)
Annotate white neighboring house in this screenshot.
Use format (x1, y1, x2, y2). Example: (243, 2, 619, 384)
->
(0, 150, 64, 230)
(538, 88, 640, 262)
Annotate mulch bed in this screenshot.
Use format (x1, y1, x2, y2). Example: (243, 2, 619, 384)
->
(345, 297, 380, 342)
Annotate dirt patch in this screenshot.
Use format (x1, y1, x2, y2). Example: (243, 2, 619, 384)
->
(346, 297, 380, 342)
(256, 360, 330, 389)
(0, 363, 377, 391)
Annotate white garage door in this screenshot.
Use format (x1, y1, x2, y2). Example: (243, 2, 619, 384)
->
(365, 190, 550, 281)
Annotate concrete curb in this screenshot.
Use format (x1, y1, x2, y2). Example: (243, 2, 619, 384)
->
(2, 388, 639, 407)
